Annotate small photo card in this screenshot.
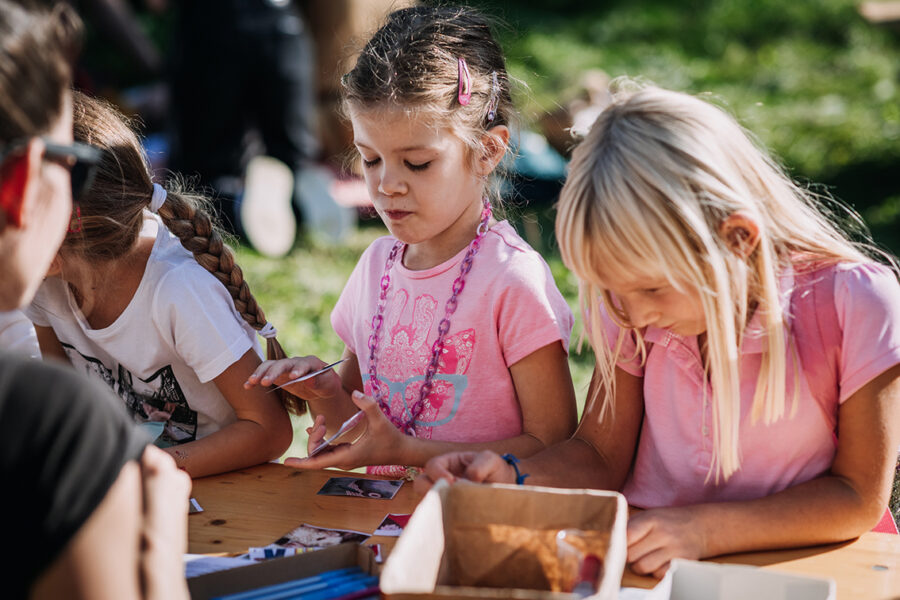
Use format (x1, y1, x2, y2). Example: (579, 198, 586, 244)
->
(273, 523, 371, 551)
(317, 476, 403, 499)
(374, 513, 411, 536)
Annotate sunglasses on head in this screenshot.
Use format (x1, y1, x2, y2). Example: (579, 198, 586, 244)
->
(0, 137, 103, 201)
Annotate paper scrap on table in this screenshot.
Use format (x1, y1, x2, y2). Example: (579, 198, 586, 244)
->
(247, 544, 319, 561)
(317, 476, 403, 499)
(189, 497, 203, 513)
(183, 554, 253, 578)
(374, 513, 411, 536)
(272, 523, 371, 551)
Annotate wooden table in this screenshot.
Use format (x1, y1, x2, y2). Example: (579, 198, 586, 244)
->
(190, 463, 900, 599)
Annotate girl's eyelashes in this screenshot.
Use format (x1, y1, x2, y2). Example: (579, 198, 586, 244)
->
(405, 160, 430, 171)
(359, 156, 432, 172)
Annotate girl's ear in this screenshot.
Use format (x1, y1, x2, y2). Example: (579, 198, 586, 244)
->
(45, 253, 64, 278)
(719, 211, 761, 258)
(0, 139, 44, 230)
(478, 125, 510, 176)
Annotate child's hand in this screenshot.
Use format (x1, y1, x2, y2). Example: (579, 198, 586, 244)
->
(626, 506, 710, 578)
(415, 450, 517, 494)
(283, 390, 409, 470)
(305, 414, 329, 455)
(243, 356, 341, 401)
(140, 445, 192, 600)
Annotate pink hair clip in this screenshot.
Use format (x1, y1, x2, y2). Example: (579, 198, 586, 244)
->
(67, 204, 82, 233)
(457, 57, 472, 106)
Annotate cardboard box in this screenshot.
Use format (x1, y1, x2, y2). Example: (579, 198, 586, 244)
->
(381, 480, 628, 600)
(619, 559, 836, 600)
(188, 543, 377, 600)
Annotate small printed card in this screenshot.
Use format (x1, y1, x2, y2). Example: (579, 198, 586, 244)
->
(272, 523, 371, 551)
(374, 513, 411, 536)
(317, 476, 403, 499)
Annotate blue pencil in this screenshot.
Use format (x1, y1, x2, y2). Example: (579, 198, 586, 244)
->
(211, 567, 362, 600)
(300, 575, 380, 600)
(244, 574, 374, 600)
(325, 584, 381, 600)
(226, 574, 375, 600)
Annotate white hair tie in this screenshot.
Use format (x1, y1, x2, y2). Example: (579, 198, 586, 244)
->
(149, 182, 167, 213)
(259, 322, 278, 339)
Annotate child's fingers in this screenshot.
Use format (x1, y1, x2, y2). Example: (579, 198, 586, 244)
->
(140, 446, 192, 549)
(287, 443, 355, 471)
(652, 562, 673, 580)
(244, 359, 295, 387)
(626, 512, 655, 547)
(628, 545, 671, 578)
(350, 389, 379, 412)
(306, 417, 328, 454)
(465, 451, 514, 484)
(244, 356, 325, 388)
(421, 452, 473, 487)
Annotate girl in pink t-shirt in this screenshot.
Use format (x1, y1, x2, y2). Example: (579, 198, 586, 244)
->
(246, 6, 577, 478)
(421, 81, 900, 576)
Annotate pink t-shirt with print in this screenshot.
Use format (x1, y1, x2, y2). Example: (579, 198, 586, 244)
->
(598, 262, 900, 508)
(332, 221, 573, 447)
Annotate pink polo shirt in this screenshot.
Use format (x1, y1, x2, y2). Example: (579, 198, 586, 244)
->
(601, 262, 900, 508)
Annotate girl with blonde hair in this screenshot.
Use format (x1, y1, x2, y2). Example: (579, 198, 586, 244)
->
(421, 80, 900, 576)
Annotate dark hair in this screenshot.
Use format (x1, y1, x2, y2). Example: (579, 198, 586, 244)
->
(343, 5, 514, 196)
(68, 91, 305, 415)
(0, 0, 81, 144)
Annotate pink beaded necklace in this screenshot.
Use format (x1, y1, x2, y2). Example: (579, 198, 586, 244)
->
(366, 198, 492, 436)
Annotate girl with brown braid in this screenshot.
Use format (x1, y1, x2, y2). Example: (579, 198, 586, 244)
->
(25, 91, 294, 478)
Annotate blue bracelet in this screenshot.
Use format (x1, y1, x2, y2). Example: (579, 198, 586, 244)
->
(501, 453, 529, 485)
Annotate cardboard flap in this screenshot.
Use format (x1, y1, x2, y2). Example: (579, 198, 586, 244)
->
(664, 560, 836, 600)
(381, 480, 447, 594)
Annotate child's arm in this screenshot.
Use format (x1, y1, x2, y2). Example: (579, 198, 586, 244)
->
(416, 365, 644, 490)
(244, 347, 362, 436)
(35, 325, 69, 363)
(626, 363, 900, 578)
(288, 341, 580, 471)
(164, 349, 293, 477)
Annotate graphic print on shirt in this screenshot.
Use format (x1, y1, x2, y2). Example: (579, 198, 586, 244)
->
(60, 342, 197, 444)
(365, 290, 474, 438)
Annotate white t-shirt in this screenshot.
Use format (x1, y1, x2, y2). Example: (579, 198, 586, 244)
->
(0, 310, 40, 359)
(25, 215, 260, 444)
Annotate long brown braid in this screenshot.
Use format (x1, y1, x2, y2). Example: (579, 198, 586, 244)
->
(68, 90, 305, 415)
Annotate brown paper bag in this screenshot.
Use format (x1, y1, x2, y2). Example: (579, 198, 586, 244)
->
(381, 480, 627, 600)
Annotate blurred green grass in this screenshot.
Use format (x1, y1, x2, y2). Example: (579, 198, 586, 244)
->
(480, 0, 900, 254)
